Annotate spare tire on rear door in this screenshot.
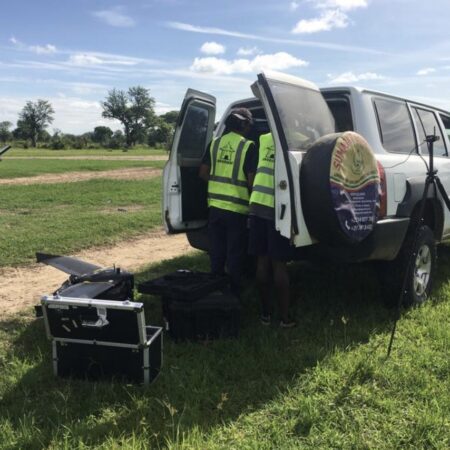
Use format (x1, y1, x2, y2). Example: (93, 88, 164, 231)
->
(300, 131, 380, 246)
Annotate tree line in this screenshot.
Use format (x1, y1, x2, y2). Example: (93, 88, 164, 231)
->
(0, 86, 179, 150)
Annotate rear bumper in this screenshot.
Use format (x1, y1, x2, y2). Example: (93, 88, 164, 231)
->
(187, 217, 411, 263)
(298, 217, 410, 263)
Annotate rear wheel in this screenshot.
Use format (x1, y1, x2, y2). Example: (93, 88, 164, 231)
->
(382, 224, 436, 307)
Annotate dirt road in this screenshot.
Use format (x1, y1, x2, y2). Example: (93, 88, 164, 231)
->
(0, 167, 162, 185)
(0, 230, 192, 317)
(4, 155, 167, 161)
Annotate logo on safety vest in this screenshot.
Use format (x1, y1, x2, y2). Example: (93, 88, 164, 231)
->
(218, 143, 235, 165)
(263, 145, 275, 162)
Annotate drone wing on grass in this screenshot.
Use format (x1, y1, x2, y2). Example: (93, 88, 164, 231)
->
(57, 282, 115, 299)
(36, 252, 102, 276)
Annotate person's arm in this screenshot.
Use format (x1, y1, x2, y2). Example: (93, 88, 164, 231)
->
(199, 163, 210, 182)
(244, 142, 258, 190)
(247, 172, 255, 190)
(199, 141, 212, 182)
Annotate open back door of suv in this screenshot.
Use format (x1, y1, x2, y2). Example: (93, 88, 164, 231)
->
(163, 89, 216, 233)
(253, 71, 335, 246)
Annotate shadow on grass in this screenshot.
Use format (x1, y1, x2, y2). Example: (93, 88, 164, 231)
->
(0, 252, 396, 448)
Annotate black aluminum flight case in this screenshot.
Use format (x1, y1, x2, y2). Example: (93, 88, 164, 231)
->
(41, 295, 162, 385)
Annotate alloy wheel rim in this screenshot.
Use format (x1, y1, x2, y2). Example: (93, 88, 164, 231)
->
(413, 244, 432, 296)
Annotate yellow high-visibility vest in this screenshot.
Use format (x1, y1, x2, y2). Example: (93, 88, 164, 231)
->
(208, 131, 253, 214)
(250, 133, 275, 219)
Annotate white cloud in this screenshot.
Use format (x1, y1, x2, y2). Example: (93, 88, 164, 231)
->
(290, 0, 368, 35)
(69, 100, 101, 110)
(67, 52, 145, 68)
(155, 101, 177, 115)
(293, 9, 348, 33)
(167, 21, 386, 55)
(417, 67, 436, 76)
(0, 95, 117, 134)
(69, 54, 104, 66)
(92, 8, 135, 27)
(69, 82, 108, 95)
(316, 0, 368, 11)
(290, 1, 300, 10)
(190, 52, 308, 75)
(328, 71, 385, 83)
(30, 44, 57, 55)
(237, 46, 259, 56)
(9, 36, 57, 55)
(200, 41, 226, 55)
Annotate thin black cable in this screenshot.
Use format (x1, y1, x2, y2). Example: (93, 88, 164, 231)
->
(383, 141, 427, 170)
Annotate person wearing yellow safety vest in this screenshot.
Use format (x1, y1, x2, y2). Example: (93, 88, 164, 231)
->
(248, 132, 296, 328)
(199, 108, 257, 296)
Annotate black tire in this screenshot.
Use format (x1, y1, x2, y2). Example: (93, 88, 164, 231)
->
(381, 225, 436, 307)
(300, 131, 380, 246)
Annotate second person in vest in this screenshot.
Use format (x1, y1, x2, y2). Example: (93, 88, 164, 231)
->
(199, 108, 258, 296)
(249, 132, 296, 328)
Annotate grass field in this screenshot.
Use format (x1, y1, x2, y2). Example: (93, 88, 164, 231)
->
(4, 147, 168, 158)
(0, 148, 449, 448)
(0, 250, 449, 449)
(0, 159, 164, 179)
(0, 178, 162, 267)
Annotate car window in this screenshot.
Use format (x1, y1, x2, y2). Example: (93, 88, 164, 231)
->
(440, 114, 450, 142)
(266, 80, 335, 151)
(324, 95, 354, 132)
(178, 102, 213, 159)
(412, 108, 447, 156)
(374, 98, 416, 154)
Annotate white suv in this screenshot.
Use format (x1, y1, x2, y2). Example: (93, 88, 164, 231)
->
(163, 71, 450, 306)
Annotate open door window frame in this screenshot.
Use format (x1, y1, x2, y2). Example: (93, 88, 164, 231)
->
(256, 73, 299, 236)
(163, 89, 216, 233)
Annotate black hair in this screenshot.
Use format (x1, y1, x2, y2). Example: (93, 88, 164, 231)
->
(225, 108, 253, 133)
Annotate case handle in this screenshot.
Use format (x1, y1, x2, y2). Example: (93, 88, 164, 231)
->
(81, 307, 109, 329)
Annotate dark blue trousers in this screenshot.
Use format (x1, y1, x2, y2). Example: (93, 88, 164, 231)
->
(208, 207, 247, 294)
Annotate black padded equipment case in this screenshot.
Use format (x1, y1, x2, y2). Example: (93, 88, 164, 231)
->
(138, 270, 229, 301)
(138, 271, 239, 341)
(165, 291, 240, 341)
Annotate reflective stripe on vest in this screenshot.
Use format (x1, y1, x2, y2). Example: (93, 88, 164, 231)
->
(250, 133, 275, 218)
(208, 131, 252, 214)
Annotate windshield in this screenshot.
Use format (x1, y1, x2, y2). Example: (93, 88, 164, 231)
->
(267, 79, 335, 151)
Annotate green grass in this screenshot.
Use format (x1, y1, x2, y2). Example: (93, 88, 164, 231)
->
(0, 250, 449, 449)
(0, 178, 163, 266)
(0, 159, 165, 179)
(4, 147, 168, 158)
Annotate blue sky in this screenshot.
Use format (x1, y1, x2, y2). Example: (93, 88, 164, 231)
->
(1, 0, 449, 133)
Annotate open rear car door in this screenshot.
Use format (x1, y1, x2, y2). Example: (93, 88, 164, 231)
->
(163, 89, 216, 233)
(252, 71, 336, 246)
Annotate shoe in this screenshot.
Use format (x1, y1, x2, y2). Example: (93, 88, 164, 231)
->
(260, 314, 271, 326)
(280, 319, 296, 328)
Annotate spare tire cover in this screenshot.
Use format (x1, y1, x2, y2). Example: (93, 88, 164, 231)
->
(300, 131, 380, 246)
